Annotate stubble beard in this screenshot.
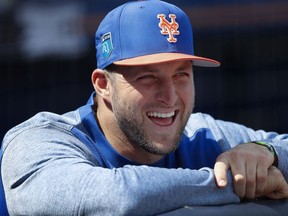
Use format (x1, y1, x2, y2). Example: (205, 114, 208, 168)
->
(112, 98, 190, 156)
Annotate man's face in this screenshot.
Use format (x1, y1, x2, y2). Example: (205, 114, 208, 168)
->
(109, 60, 195, 157)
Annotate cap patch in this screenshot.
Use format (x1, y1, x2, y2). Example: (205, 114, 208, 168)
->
(157, 14, 180, 43)
(102, 32, 113, 60)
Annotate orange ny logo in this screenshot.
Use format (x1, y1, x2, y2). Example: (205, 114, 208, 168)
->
(157, 14, 180, 43)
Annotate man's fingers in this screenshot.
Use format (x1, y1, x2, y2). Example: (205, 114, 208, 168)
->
(261, 166, 288, 199)
(255, 165, 268, 197)
(214, 144, 285, 200)
(231, 164, 247, 199)
(214, 160, 229, 188)
(243, 162, 257, 199)
(215, 152, 248, 198)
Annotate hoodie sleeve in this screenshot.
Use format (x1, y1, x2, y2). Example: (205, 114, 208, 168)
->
(2, 124, 239, 216)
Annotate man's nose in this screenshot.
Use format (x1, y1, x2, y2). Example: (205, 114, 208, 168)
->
(155, 79, 177, 106)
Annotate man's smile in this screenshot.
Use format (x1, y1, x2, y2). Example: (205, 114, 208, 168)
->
(147, 111, 177, 127)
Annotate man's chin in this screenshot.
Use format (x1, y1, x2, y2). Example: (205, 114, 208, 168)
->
(148, 141, 180, 155)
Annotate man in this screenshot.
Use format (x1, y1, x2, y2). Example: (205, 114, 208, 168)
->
(1, 0, 288, 215)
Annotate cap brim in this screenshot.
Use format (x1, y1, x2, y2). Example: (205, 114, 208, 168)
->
(114, 53, 220, 67)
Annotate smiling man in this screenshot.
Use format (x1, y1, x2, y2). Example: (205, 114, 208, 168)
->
(94, 61, 195, 164)
(2, 0, 288, 215)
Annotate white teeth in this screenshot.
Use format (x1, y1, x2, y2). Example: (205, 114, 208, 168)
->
(147, 111, 175, 118)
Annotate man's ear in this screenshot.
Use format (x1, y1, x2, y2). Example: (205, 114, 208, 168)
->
(91, 69, 111, 99)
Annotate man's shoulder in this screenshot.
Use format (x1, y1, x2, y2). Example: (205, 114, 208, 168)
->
(184, 112, 230, 139)
(185, 112, 215, 129)
(2, 110, 81, 150)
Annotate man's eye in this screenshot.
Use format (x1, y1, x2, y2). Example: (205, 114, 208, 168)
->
(137, 75, 155, 80)
(176, 72, 190, 78)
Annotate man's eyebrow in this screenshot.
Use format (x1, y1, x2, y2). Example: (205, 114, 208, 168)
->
(137, 64, 191, 72)
(127, 66, 159, 74)
(123, 62, 192, 74)
(177, 66, 191, 71)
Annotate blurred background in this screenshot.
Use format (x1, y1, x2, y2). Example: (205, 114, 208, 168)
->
(1, 0, 288, 140)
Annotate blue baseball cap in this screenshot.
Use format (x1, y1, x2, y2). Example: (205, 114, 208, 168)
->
(95, 0, 220, 69)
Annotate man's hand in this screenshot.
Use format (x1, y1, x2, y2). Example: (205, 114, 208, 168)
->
(261, 166, 288, 200)
(214, 143, 275, 199)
